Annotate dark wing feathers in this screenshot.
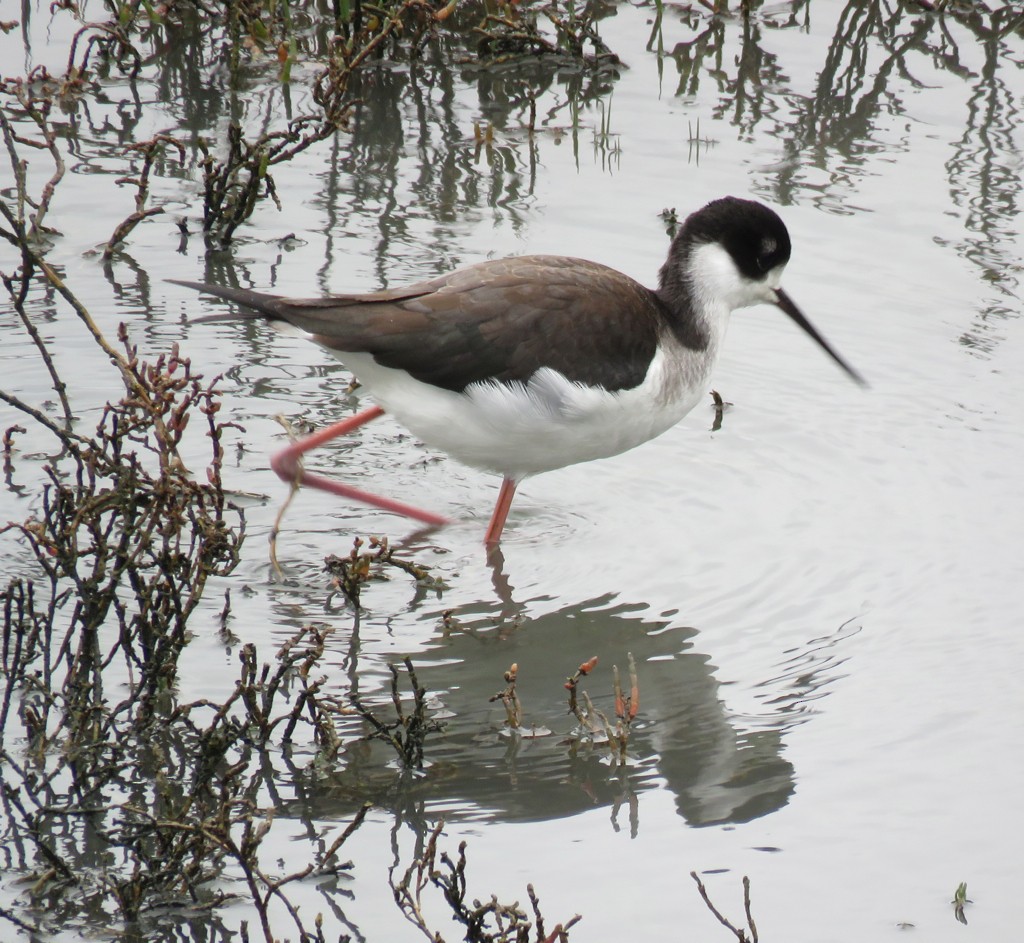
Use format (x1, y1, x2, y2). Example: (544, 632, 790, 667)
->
(171, 257, 666, 393)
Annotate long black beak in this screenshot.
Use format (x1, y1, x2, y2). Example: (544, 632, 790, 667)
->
(774, 288, 867, 387)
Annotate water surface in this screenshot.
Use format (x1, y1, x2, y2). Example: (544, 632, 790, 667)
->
(1, 2, 1022, 940)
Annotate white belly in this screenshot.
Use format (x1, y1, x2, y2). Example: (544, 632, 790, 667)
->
(325, 340, 715, 480)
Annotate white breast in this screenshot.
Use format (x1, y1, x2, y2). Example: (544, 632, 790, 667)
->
(324, 328, 722, 480)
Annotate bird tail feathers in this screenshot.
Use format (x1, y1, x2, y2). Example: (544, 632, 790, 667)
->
(167, 279, 286, 324)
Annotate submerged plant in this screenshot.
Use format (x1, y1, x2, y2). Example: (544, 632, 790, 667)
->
(392, 819, 583, 942)
(348, 657, 445, 768)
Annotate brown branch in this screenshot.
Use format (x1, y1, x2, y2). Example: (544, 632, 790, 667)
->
(690, 871, 756, 942)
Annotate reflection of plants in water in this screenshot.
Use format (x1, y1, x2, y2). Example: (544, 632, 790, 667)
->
(106, 134, 187, 259)
(393, 819, 583, 942)
(662, 3, 1021, 200)
(1, 196, 245, 691)
(0, 255, 565, 938)
(487, 654, 640, 765)
(0, 204, 503, 937)
(943, 5, 1024, 338)
(0, 87, 67, 246)
(565, 653, 639, 765)
(0, 569, 368, 940)
(0, 128, 363, 937)
(474, 0, 618, 67)
(187, 0, 477, 245)
(325, 536, 445, 607)
(2, 0, 624, 253)
(591, 94, 621, 170)
(349, 657, 447, 767)
(660, 1, 1023, 343)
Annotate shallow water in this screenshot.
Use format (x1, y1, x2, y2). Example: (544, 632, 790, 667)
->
(2, 2, 1023, 940)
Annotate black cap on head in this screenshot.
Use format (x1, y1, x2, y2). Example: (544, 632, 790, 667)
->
(662, 197, 866, 387)
(681, 196, 793, 280)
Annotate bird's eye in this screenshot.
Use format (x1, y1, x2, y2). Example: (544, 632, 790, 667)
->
(756, 237, 778, 272)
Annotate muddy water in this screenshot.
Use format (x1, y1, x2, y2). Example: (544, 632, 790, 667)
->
(2, 3, 1023, 941)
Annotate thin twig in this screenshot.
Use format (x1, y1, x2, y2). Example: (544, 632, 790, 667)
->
(690, 871, 752, 942)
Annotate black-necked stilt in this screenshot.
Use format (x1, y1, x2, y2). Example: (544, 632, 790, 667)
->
(172, 197, 864, 545)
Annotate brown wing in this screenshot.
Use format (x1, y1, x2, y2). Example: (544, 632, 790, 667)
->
(172, 256, 668, 393)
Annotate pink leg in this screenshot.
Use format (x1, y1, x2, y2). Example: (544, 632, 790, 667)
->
(270, 405, 449, 526)
(484, 476, 518, 546)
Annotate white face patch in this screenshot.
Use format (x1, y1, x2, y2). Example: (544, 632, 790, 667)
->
(685, 242, 785, 311)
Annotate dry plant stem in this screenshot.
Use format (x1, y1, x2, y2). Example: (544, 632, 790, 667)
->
(607, 653, 640, 762)
(0, 109, 74, 424)
(392, 821, 443, 941)
(66, 22, 142, 79)
(104, 135, 187, 259)
(744, 876, 758, 942)
(218, 588, 232, 632)
(326, 537, 373, 608)
(196, 117, 335, 245)
(1, 88, 66, 241)
(377, 543, 436, 581)
(489, 663, 522, 728)
(564, 656, 598, 727)
(3, 425, 26, 451)
(322, 803, 371, 866)
(3, 604, 353, 932)
(0, 386, 84, 449)
(541, 923, 581, 943)
(325, 536, 441, 608)
(612, 653, 639, 723)
(112, 799, 322, 943)
(628, 652, 639, 717)
(0, 318, 245, 768)
(1, 226, 174, 460)
(1, 272, 74, 426)
(530, 884, 583, 943)
(348, 657, 441, 767)
(392, 819, 581, 942)
(689, 872, 758, 943)
(0, 112, 33, 242)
